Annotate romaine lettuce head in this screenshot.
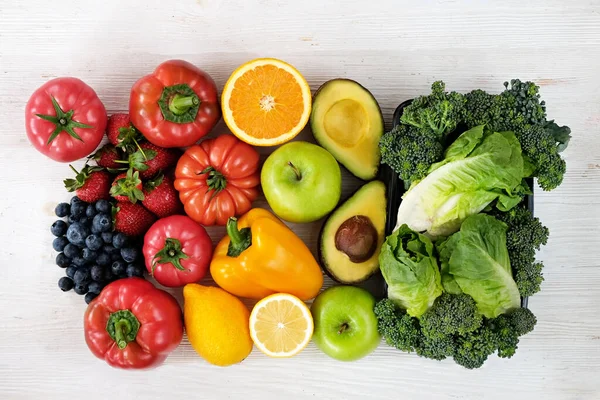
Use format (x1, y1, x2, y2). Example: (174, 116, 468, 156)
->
(395, 125, 525, 237)
(379, 224, 443, 317)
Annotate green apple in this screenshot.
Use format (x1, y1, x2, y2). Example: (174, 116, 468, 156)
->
(311, 285, 380, 361)
(261, 141, 341, 223)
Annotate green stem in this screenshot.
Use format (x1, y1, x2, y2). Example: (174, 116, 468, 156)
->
(169, 94, 199, 115)
(226, 218, 252, 257)
(152, 237, 189, 274)
(106, 310, 140, 350)
(158, 84, 201, 124)
(114, 320, 132, 349)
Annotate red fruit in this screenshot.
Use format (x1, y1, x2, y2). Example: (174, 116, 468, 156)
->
(110, 169, 144, 203)
(64, 165, 111, 203)
(142, 175, 183, 218)
(106, 113, 143, 153)
(113, 202, 156, 237)
(90, 144, 122, 169)
(128, 142, 180, 180)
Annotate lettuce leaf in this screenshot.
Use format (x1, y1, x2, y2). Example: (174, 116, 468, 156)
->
(379, 225, 443, 317)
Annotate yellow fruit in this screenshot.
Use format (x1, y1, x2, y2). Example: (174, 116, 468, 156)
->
(221, 58, 312, 146)
(183, 284, 253, 367)
(249, 293, 313, 358)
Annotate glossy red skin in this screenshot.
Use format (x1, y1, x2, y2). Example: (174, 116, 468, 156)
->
(83, 278, 183, 369)
(175, 134, 260, 226)
(25, 77, 107, 162)
(129, 60, 220, 148)
(143, 215, 213, 287)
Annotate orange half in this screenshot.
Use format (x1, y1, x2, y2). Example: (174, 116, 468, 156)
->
(221, 58, 312, 146)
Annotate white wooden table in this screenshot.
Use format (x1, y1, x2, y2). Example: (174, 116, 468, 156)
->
(1, 1, 599, 399)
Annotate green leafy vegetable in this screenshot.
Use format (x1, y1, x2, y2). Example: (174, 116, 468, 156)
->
(379, 225, 442, 317)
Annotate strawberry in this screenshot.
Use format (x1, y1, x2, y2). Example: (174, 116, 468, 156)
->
(113, 202, 156, 237)
(90, 144, 122, 169)
(142, 174, 183, 218)
(64, 165, 111, 203)
(110, 169, 144, 203)
(106, 113, 143, 153)
(127, 142, 180, 180)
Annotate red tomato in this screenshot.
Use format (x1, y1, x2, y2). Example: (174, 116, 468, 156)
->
(84, 278, 183, 369)
(25, 77, 107, 162)
(129, 60, 220, 148)
(143, 215, 213, 287)
(174, 134, 261, 226)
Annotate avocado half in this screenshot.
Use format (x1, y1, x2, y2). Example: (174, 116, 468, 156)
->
(310, 79, 384, 181)
(319, 180, 387, 284)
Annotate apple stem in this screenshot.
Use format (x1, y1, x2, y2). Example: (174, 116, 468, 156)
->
(287, 161, 302, 181)
(338, 323, 349, 335)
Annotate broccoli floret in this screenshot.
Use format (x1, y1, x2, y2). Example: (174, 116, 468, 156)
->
(401, 81, 467, 140)
(452, 325, 498, 369)
(420, 293, 483, 338)
(486, 315, 520, 358)
(518, 124, 567, 190)
(374, 299, 421, 352)
(492, 206, 549, 297)
(507, 307, 537, 336)
(416, 333, 455, 360)
(379, 124, 444, 184)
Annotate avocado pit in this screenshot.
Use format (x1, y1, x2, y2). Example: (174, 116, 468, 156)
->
(334, 215, 377, 263)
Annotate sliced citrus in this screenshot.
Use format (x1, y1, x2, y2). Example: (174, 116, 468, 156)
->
(249, 293, 314, 358)
(221, 58, 312, 146)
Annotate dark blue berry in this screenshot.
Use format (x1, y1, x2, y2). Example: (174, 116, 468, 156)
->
(126, 263, 144, 277)
(63, 243, 80, 259)
(74, 284, 88, 295)
(85, 204, 97, 219)
(95, 199, 111, 213)
(68, 215, 77, 224)
(84, 292, 97, 303)
(70, 201, 87, 219)
(82, 248, 97, 261)
(55, 203, 70, 217)
(111, 260, 126, 276)
(66, 222, 90, 247)
(112, 233, 128, 249)
(90, 264, 105, 282)
(51, 220, 68, 237)
(101, 232, 114, 244)
(121, 247, 139, 263)
(73, 256, 89, 267)
(66, 265, 77, 279)
(70, 196, 83, 205)
(58, 276, 74, 292)
(79, 217, 90, 226)
(92, 213, 112, 233)
(96, 252, 111, 267)
(85, 234, 103, 251)
(52, 236, 69, 252)
(56, 253, 70, 268)
(88, 281, 103, 294)
(73, 268, 91, 285)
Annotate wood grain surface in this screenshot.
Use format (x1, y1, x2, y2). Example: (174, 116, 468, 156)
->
(0, 1, 599, 399)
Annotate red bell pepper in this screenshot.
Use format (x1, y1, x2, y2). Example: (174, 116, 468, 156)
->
(129, 60, 220, 148)
(84, 278, 183, 369)
(143, 215, 213, 287)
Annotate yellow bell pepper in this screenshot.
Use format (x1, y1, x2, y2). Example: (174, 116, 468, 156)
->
(210, 208, 323, 300)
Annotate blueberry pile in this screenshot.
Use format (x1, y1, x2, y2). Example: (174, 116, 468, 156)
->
(52, 196, 145, 304)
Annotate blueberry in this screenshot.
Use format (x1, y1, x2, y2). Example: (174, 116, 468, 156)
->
(85, 234, 103, 251)
(52, 236, 69, 252)
(73, 268, 91, 285)
(58, 276, 74, 292)
(72, 256, 88, 267)
(121, 247, 139, 263)
(126, 263, 145, 277)
(63, 243, 80, 259)
(111, 260, 126, 276)
(104, 268, 115, 282)
(66, 265, 77, 279)
(66, 222, 90, 246)
(55, 203, 70, 217)
(51, 220, 68, 237)
(68, 215, 77, 224)
(96, 252, 111, 267)
(101, 232, 114, 244)
(70, 201, 87, 219)
(85, 204, 97, 218)
(70, 196, 83, 205)
(56, 253, 70, 268)
(95, 199, 111, 213)
(74, 284, 88, 295)
(82, 248, 98, 262)
(88, 281, 103, 294)
(90, 264, 105, 282)
(79, 217, 90, 226)
(92, 213, 112, 233)
(84, 292, 97, 304)
(112, 233, 128, 249)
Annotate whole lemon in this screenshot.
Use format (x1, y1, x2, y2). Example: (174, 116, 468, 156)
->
(183, 284, 253, 366)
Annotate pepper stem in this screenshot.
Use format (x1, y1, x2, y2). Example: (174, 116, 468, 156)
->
(169, 93, 199, 115)
(106, 310, 140, 349)
(288, 161, 302, 181)
(114, 320, 132, 349)
(226, 217, 252, 257)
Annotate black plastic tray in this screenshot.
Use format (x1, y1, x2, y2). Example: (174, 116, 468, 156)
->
(379, 99, 533, 308)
